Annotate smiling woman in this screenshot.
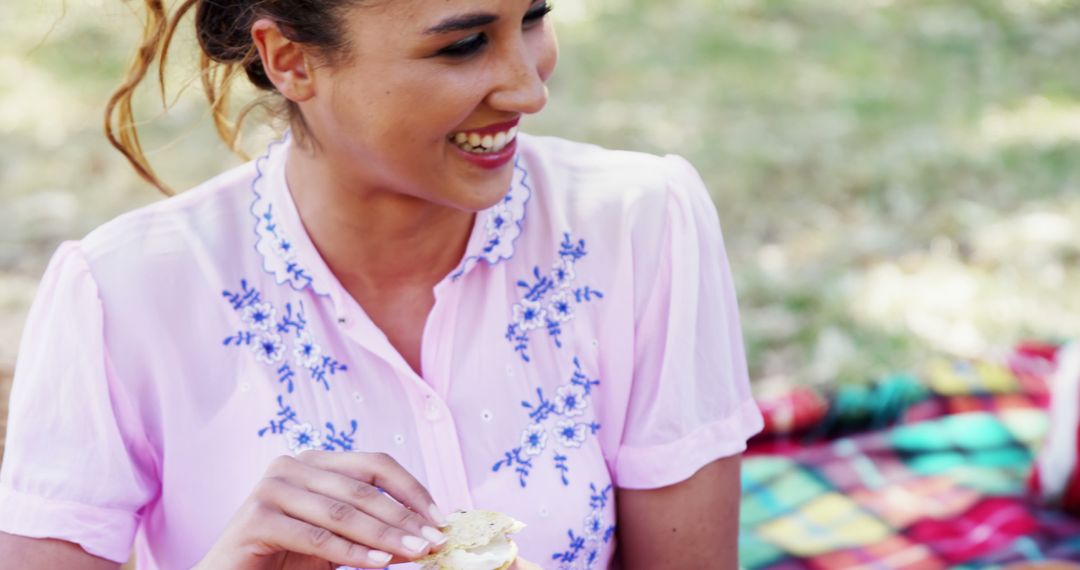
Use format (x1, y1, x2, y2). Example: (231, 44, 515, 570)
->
(0, 1, 763, 569)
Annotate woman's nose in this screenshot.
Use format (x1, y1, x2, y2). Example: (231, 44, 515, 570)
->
(487, 38, 553, 115)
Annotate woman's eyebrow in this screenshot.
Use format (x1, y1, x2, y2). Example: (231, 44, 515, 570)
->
(424, 13, 498, 34)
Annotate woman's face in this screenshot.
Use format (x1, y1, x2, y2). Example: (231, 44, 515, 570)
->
(300, 0, 558, 211)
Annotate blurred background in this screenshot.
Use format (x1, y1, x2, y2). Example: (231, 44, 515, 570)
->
(2, 0, 1080, 452)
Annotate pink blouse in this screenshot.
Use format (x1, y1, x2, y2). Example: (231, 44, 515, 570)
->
(0, 133, 763, 569)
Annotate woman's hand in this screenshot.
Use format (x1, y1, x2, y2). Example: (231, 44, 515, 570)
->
(193, 450, 448, 570)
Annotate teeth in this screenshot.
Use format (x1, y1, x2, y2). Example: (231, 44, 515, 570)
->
(449, 126, 519, 154)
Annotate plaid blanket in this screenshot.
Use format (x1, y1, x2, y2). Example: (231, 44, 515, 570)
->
(741, 344, 1080, 569)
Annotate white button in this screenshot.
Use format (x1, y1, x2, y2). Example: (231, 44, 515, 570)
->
(481, 409, 494, 422)
(336, 316, 348, 326)
(539, 506, 550, 518)
(394, 434, 405, 445)
(352, 392, 365, 403)
(239, 382, 251, 392)
(591, 338, 600, 348)
(506, 364, 514, 376)
(425, 400, 442, 421)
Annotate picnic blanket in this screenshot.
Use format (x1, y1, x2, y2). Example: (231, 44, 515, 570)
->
(741, 343, 1080, 569)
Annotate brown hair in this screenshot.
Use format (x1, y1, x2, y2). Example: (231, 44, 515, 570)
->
(104, 0, 357, 195)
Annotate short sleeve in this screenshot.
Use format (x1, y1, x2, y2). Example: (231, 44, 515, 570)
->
(0, 242, 158, 563)
(614, 156, 764, 489)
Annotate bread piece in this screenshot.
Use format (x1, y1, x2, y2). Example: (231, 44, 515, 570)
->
(418, 510, 525, 570)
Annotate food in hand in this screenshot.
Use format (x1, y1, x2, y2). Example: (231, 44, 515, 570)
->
(417, 510, 525, 570)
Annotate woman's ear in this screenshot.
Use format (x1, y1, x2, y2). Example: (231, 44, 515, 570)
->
(250, 18, 316, 102)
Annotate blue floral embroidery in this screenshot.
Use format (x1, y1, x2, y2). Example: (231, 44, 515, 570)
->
(223, 279, 358, 453)
(492, 357, 601, 487)
(551, 483, 617, 569)
(258, 395, 359, 453)
(250, 136, 330, 295)
(243, 136, 361, 457)
(506, 233, 604, 362)
(223, 280, 348, 392)
(258, 203, 315, 289)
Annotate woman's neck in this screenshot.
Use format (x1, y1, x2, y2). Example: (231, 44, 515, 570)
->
(284, 143, 474, 295)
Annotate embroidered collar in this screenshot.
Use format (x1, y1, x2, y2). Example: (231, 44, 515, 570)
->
(250, 134, 532, 296)
(450, 155, 532, 280)
(250, 135, 334, 298)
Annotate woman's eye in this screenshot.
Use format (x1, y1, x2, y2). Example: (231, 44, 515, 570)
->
(524, 2, 553, 24)
(435, 3, 551, 59)
(437, 34, 489, 58)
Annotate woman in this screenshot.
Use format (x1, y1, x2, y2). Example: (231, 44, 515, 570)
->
(0, 0, 763, 568)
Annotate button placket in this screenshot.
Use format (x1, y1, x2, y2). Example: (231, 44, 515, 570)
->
(424, 395, 442, 421)
(412, 388, 474, 512)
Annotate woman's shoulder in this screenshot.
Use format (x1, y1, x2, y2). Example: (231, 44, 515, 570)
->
(77, 160, 258, 265)
(518, 134, 712, 235)
(521, 134, 668, 185)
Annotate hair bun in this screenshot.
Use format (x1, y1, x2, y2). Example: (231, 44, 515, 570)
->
(196, 0, 274, 90)
(196, 0, 253, 63)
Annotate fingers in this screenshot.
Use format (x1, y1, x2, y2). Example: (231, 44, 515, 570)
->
(260, 476, 437, 560)
(213, 453, 448, 568)
(297, 450, 447, 527)
(255, 507, 396, 569)
(287, 459, 448, 550)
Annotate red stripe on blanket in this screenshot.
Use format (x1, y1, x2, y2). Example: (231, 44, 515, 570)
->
(907, 498, 1038, 564)
(1063, 410, 1080, 515)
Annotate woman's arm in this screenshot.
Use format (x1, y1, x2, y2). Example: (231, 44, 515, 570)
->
(615, 454, 742, 569)
(0, 533, 120, 569)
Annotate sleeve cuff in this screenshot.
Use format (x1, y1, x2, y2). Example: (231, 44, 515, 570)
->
(0, 485, 137, 564)
(614, 397, 764, 489)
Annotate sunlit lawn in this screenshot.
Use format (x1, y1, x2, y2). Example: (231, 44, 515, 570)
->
(2, 0, 1080, 401)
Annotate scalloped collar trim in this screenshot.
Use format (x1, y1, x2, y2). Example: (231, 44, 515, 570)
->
(450, 155, 532, 281)
(249, 135, 334, 297)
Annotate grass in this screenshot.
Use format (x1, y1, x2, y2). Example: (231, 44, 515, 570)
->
(1, 0, 1079, 406)
(534, 0, 1080, 386)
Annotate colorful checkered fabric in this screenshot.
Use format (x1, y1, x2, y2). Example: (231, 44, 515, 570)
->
(742, 345, 1080, 569)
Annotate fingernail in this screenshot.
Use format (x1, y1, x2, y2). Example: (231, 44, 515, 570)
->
(429, 504, 449, 527)
(402, 534, 430, 553)
(368, 550, 392, 565)
(421, 525, 448, 546)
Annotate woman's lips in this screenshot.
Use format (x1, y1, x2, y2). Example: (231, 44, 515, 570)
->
(447, 117, 521, 170)
(452, 118, 521, 137)
(451, 135, 518, 170)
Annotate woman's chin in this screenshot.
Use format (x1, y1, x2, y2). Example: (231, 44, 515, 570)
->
(451, 171, 517, 212)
